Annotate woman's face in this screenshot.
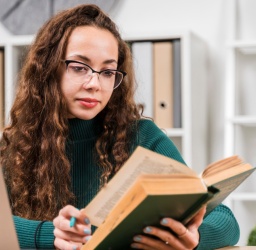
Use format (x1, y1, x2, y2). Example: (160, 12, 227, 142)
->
(60, 26, 119, 119)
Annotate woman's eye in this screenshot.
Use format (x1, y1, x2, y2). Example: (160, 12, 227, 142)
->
(69, 64, 84, 71)
(69, 63, 89, 73)
(102, 70, 115, 77)
(70, 66, 84, 72)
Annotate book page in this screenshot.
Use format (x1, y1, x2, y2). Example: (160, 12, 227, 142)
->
(205, 168, 255, 215)
(203, 162, 253, 185)
(84, 146, 197, 226)
(201, 155, 242, 178)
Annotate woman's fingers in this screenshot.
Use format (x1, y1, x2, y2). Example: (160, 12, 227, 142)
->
(131, 234, 176, 250)
(53, 205, 92, 249)
(53, 205, 91, 234)
(59, 205, 81, 218)
(187, 206, 206, 229)
(54, 236, 82, 250)
(130, 207, 207, 250)
(54, 227, 90, 243)
(141, 226, 188, 249)
(53, 215, 91, 235)
(160, 218, 189, 239)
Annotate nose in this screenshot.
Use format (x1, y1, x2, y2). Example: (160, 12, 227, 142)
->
(83, 73, 101, 90)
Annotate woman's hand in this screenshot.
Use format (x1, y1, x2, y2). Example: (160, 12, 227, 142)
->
(53, 205, 91, 250)
(131, 206, 206, 250)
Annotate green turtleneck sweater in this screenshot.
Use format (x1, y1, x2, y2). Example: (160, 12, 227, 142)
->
(14, 118, 239, 249)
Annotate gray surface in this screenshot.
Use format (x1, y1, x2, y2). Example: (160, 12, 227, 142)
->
(0, 0, 118, 35)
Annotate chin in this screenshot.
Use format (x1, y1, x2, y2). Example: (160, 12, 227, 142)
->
(72, 112, 99, 120)
(68, 106, 103, 120)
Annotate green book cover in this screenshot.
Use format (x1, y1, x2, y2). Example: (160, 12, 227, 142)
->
(93, 190, 216, 250)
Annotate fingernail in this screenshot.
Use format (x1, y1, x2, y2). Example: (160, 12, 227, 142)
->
(144, 226, 152, 233)
(85, 235, 92, 242)
(133, 236, 142, 242)
(84, 218, 90, 225)
(84, 228, 91, 234)
(161, 218, 168, 225)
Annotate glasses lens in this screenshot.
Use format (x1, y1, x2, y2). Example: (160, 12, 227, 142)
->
(99, 70, 124, 90)
(67, 61, 92, 84)
(114, 72, 123, 89)
(65, 60, 124, 90)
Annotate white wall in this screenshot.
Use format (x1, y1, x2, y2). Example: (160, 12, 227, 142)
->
(0, 22, 11, 37)
(112, 0, 256, 163)
(1, 0, 256, 244)
(1, 0, 256, 164)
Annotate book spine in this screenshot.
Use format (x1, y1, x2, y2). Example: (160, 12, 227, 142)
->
(173, 39, 182, 128)
(132, 42, 153, 118)
(180, 187, 218, 225)
(153, 41, 174, 128)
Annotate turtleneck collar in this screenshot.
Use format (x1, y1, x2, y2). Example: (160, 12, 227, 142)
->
(68, 116, 103, 141)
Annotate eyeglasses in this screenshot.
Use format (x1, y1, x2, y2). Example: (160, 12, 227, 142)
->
(63, 60, 127, 90)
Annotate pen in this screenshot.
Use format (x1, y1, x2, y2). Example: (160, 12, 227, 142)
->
(70, 216, 76, 227)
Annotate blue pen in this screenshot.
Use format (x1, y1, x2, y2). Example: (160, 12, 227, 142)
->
(70, 216, 76, 227)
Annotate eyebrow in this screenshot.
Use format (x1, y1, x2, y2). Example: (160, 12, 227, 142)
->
(69, 54, 118, 65)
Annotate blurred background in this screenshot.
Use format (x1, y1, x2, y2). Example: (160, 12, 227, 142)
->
(1, 0, 256, 246)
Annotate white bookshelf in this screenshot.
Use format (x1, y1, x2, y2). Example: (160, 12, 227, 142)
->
(0, 30, 208, 172)
(0, 34, 34, 124)
(125, 30, 208, 173)
(224, 0, 256, 246)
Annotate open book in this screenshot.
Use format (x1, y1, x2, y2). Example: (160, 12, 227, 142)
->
(82, 146, 255, 250)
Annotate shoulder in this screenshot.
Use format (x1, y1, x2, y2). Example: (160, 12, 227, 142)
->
(136, 118, 168, 142)
(136, 118, 172, 142)
(137, 118, 162, 132)
(135, 119, 185, 164)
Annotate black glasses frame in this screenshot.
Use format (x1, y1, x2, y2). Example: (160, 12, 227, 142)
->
(63, 60, 127, 78)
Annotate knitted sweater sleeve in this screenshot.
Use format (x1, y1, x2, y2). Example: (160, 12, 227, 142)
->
(137, 119, 240, 249)
(196, 204, 239, 249)
(14, 215, 55, 249)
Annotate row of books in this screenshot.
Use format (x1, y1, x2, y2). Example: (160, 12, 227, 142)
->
(0, 40, 182, 131)
(0, 49, 4, 131)
(131, 39, 182, 128)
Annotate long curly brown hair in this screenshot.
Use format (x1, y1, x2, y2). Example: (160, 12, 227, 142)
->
(0, 4, 141, 221)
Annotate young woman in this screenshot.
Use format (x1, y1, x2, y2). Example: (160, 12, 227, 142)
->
(0, 4, 239, 250)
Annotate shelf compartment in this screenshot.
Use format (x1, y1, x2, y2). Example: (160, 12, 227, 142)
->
(165, 128, 184, 137)
(227, 40, 256, 54)
(0, 35, 34, 47)
(229, 116, 256, 126)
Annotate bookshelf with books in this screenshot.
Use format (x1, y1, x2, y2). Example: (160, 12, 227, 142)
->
(127, 30, 208, 173)
(224, 0, 256, 245)
(131, 39, 182, 129)
(0, 30, 207, 173)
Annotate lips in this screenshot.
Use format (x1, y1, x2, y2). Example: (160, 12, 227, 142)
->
(78, 98, 99, 108)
